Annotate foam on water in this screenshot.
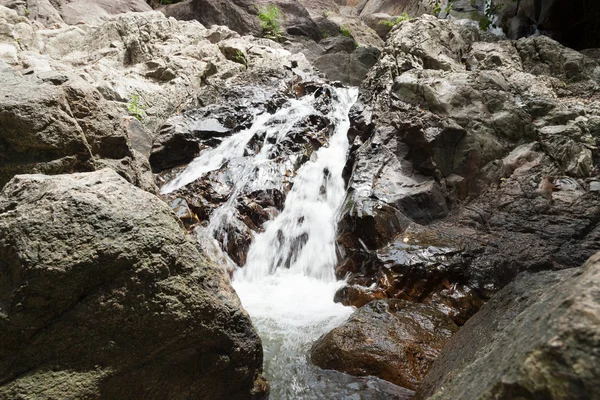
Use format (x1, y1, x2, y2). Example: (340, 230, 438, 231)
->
(163, 86, 358, 399)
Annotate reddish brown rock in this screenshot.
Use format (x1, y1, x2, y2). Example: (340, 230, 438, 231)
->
(311, 299, 458, 391)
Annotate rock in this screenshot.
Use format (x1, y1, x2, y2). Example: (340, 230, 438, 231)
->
(337, 224, 486, 326)
(0, 61, 155, 192)
(0, 169, 267, 400)
(310, 370, 416, 400)
(161, 0, 322, 41)
(361, 12, 398, 39)
(314, 46, 381, 86)
(416, 252, 600, 400)
(337, 14, 600, 328)
(311, 299, 458, 391)
(0, 0, 152, 26)
(358, 0, 433, 17)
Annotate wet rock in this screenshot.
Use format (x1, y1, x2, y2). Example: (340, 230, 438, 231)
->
(338, 14, 600, 327)
(417, 252, 600, 400)
(334, 284, 387, 308)
(311, 299, 458, 391)
(161, 84, 338, 266)
(310, 370, 415, 400)
(149, 102, 255, 172)
(0, 169, 266, 400)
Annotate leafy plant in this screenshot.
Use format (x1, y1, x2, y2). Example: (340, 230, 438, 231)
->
(233, 50, 247, 67)
(475, 0, 504, 31)
(127, 94, 147, 121)
(378, 13, 410, 28)
(24, 8, 30, 17)
(431, 0, 455, 17)
(339, 24, 352, 37)
(257, 4, 283, 38)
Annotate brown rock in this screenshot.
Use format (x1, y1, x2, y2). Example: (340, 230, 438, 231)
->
(311, 299, 458, 391)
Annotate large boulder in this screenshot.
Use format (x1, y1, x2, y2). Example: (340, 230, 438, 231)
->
(0, 169, 267, 400)
(416, 252, 600, 400)
(161, 0, 322, 41)
(311, 300, 458, 391)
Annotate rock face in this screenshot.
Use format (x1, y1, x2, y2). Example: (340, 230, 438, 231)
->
(0, 0, 152, 25)
(0, 169, 267, 400)
(311, 300, 458, 391)
(0, 59, 155, 192)
(156, 0, 384, 85)
(162, 0, 322, 41)
(416, 252, 600, 400)
(336, 15, 600, 324)
(0, 5, 315, 190)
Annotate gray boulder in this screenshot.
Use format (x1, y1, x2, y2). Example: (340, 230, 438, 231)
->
(416, 252, 600, 400)
(0, 169, 268, 400)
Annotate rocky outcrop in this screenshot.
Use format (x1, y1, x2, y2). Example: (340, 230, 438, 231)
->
(0, 5, 315, 190)
(0, 169, 267, 400)
(0, 0, 152, 25)
(336, 15, 600, 324)
(0, 59, 155, 192)
(161, 0, 322, 41)
(416, 252, 600, 400)
(311, 300, 458, 391)
(154, 0, 384, 85)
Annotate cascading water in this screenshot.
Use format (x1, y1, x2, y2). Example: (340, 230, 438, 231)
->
(162, 87, 359, 398)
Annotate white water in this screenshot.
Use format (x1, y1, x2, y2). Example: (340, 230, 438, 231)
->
(163, 87, 358, 399)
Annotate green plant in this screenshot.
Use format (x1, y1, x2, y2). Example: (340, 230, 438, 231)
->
(24, 8, 30, 16)
(378, 13, 410, 28)
(233, 50, 247, 67)
(431, 0, 455, 17)
(257, 4, 283, 38)
(339, 24, 352, 37)
(475, 0, 504, 31)
(127, 94, 147, 121)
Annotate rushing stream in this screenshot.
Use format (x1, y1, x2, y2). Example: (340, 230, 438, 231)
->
(163, 86, 360, 398)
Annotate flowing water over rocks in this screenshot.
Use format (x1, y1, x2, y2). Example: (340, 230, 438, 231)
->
(162, 86, 414, 398)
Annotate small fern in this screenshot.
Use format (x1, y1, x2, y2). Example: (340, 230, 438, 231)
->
(127, 94, 147, 121)
(257, 5, 282, 38)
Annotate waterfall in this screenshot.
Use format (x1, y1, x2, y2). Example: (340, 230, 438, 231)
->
(162, 86, 358, 399)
